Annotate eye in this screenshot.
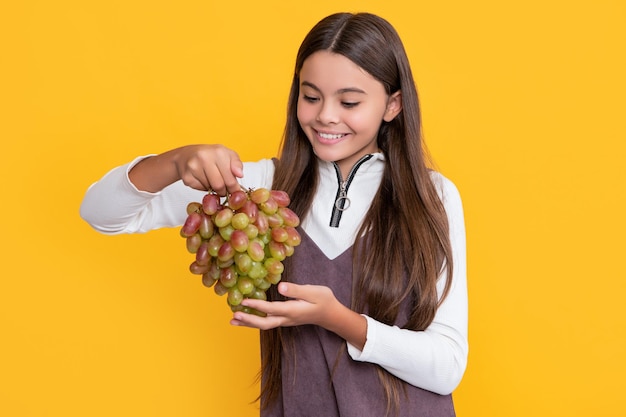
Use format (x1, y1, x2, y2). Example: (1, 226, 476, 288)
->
(302, 95, 319, 103)
(342, 102, 359, 109)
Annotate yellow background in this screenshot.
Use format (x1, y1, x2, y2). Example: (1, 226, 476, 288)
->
(2, 0, 625, 416)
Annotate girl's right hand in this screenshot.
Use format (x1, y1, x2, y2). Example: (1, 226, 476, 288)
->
(169, 144, 244, 195)
(129, 144, 244, 195)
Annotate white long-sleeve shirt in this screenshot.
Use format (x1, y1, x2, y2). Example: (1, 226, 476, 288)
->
(80, 152, 468, 395)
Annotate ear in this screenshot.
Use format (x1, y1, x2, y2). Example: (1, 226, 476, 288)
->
(383, 90, 402, 122)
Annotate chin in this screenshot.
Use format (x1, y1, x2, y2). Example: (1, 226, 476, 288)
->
(311, 147, 341, 163)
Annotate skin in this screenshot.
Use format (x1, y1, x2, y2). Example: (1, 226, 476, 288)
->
(297, 51, 402, 179)
(128, 144, 244, 195)
(128, 50, 402, 351)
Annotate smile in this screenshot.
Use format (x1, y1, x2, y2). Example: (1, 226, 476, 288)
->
(316, 130, 348, 142)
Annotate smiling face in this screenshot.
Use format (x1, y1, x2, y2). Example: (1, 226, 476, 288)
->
(296, 51, 402, 178)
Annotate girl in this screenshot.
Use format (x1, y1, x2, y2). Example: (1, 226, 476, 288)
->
(80, 12, 468, 417)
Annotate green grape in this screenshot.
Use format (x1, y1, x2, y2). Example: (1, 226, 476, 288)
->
(186, 233, 202, 253)
(181, 187, 301, 313)
(219, 265, 238, 288)
(205, 260, 221, 280)
(237, 277, 255, 295)
(268, 240, 286, 261)
(247, 240, 265, 262)
(249, 288, 267, 301)
(227, 287, 244, 306)
(232, 304, 266, 317)
(214, 208, 234, 228)
(260, 197, 278, 215)
(234, 252, 253, 274)
(230, 304, 247, 313)
(267, 212, 284, 228)
(252, 236, 266, 248)
(264, 258, 284, 275)
(259, 232, 271, 245)
(255, 278, 271, 291)
(283, 243, 295, 257)
(218, 224, 235, 241)
(248, 262, 267, 280)
(250, 188, 270, 204)
(217, 258, 234, 268)
(243, 223, 259, 239)
(231, 212, 250, 230)
(267, 273, 282, 285)
(214, 280, 229, 296)
(186, 201, 202, 215)
(202, 274, 218, 288)
(250, 308, 267, 317)
(207, 234, 225, 257)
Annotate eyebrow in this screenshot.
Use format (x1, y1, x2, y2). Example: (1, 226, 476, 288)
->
(301, 81, 367, 95)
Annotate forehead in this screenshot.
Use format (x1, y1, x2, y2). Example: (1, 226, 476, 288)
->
(299, 51, 384, 94)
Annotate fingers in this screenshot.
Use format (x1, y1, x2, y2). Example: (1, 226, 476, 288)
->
(277, 282, 290, 295)
(229, 286, 317, 330)
(240, 298, 279, 316)
(180, 145, 243, 195)
(231, 298, 280, 330)
(202, 160, 231, 195)
(211, 150, 243, 195)
(230, 285, 339, 331)
(230, 157, 244, 180)
(230, 310, 284, 330)
(230, 298, 292, 330)
(278, 282, 327, 302)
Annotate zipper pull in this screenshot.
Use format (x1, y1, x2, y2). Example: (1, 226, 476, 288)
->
(335, 180, 351, 211)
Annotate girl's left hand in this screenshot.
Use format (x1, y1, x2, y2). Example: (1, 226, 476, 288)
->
(230, 282, 339, 330)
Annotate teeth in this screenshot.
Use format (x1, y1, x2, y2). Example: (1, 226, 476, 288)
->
(319, 132, 344, 139)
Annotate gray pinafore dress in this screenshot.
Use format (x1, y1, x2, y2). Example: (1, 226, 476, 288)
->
(261, 230, 455, 417)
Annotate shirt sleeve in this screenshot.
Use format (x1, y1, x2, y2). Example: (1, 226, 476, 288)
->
(79, 156, 275, 234)
(346, 174, 468, 395)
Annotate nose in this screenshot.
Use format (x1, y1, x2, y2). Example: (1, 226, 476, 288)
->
(316, 101, 340, 125)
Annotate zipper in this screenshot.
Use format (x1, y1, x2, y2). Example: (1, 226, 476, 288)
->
(329, 154, 374, 227)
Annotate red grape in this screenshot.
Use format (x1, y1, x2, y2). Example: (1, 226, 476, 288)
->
(278, 207, 300, 227)
(260, 197, 278, 215)
(227, 190, 247, 210)
(240, 200, 259, 223)
(198, 213, 214, 239)
(270, 190, 290, 207)
(250, 188, 270, 204)
(230, 230, 249, 253)
(202, 193, 221, 215)
(181, 212, 202, 237)
(180, 187, 301, 310)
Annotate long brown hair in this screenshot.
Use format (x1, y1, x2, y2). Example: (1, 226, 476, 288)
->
(261, 12, 454, 414)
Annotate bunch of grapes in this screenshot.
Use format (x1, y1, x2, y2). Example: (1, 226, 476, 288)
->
(180, 188, 301, 315)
